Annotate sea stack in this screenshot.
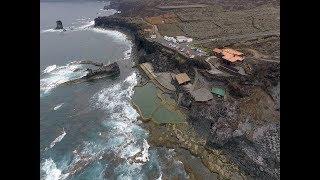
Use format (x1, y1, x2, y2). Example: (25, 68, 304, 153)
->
(55, 20, 64, 30)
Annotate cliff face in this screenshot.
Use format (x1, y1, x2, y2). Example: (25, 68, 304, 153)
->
(94, 16, 200, 77)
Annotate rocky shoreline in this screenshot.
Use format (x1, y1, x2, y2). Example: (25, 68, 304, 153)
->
(94, 10, 279, 179)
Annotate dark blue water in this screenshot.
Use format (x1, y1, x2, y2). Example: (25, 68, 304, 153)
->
(40, 1, 190, 179)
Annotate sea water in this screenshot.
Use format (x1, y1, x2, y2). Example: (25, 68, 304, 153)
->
(40, 1, 189, 179)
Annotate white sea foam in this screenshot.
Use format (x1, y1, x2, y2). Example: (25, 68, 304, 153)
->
(77, 20, 95, 30)
(41, 29, 64, 33)
(92, 72, 137, 113)
(40, 63, 88, 97)
(123, 46, 132, 60)
(134, 140, 150, 163)
(90, 27, 129, 43)
(43, 65, 57, 74)
(53, 103, 64, 111)
(50, 129, 66, 148)
(87, 72, 151, 176)
(114, 161, 143, 178)
(54, 72, 148, 177)
(156, 173, 163, 180)
(40, 19, 132, 46)
(41, 158, 69, 180)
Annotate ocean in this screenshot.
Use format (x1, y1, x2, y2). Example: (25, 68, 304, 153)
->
(40, 1, 191, 179)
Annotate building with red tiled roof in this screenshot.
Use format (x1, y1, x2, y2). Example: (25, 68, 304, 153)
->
(212, 48, 245, 63)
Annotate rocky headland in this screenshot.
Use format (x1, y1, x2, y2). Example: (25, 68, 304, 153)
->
(94, 1, 280, 179)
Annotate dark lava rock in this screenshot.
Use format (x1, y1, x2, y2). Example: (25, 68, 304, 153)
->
(84, 62, 120, 78)
(187, 99, 226, 138)
(188, 95, 280, 179)
(103, 5, 109, 10)
(206, 106, 280, 179)
(55, 20, 64, 30)
(143, 51, 179, 73)
(179, 93, 192, 109)
(186, 57, 211, 70)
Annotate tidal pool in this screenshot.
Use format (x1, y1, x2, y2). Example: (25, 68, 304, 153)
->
(132, 82, 185, 124)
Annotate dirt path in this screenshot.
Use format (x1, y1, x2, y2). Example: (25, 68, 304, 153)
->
(244, 48, 280, 63)
(192, 30, 280, 45)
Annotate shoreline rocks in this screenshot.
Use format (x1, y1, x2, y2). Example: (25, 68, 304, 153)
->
(55, 20, 64, 30)
(84, 62, 120, 78)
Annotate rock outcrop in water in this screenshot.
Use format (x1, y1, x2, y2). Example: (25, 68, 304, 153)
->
(103, 5, 109, 10)
(55, 20, 64, 30)
(64, 61, 120, 86)
(84, 62, 120, 78)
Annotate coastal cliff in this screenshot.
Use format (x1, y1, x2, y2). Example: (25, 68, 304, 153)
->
(94, 15, 280, 180)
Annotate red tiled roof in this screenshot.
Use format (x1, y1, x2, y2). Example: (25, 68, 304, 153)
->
(213, 48, 245, 62)
(223, 48, 244, 56)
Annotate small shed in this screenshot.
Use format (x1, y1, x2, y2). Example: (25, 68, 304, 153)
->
(175, 73, 191, 85)
(191, 87, 213, 102)
(211, 87, 226, 97)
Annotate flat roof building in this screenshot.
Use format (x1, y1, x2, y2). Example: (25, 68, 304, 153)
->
(191, 88, 213, 102)
(176, 36, 193, 43)
(175, 73, 191, 85)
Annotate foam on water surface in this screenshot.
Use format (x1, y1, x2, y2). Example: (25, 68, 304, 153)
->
(53, 103, 64, 111)
(41, 18, 132, 45)
(49, 129, 66, 149)
(87, 72, 153, 176)
(43, 65, 57, 74)
(123, 46, 133, 60)
(40, 63, 88, 97)
(41, 158, 69, 180)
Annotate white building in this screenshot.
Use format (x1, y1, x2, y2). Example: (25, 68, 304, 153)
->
(164, 36, 177, 43)
(176, 36, 193, 43)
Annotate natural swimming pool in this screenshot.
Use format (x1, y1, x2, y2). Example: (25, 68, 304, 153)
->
(132, 82, 185, 124)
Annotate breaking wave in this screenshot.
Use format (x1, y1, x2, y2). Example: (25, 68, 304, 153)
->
(40, 63, 88, 97)
(50, 128, 66, 149)
(43, 65, 58, 74)
(40, 158, 69, 180)
(78, 72, 152, 176)
(40, 19, 132, 47)
(53, 103, 64, 111)
(77, 20, 95, 30)
(123, 46, 132, 60)
(41, 29, 64, 33)
(90, 27, 130, 43)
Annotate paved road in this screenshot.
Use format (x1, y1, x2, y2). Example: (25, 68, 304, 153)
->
(157, 4, 208, 9)
(192, 30, 280, 45)
(149, 24, 279, 59)
(258, 58, 280, 63)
